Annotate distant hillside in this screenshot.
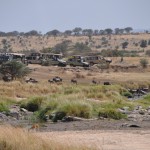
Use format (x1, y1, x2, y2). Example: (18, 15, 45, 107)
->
(0, 33, 150, 56)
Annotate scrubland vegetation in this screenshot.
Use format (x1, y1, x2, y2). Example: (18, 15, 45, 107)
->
(0, 68, 150, 149)
(0, 81, 150, 121)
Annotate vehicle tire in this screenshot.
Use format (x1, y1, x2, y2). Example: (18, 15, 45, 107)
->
(58, 63, 66, 67)
(70, 64, 74, 67)
(90, 62, 94, 66)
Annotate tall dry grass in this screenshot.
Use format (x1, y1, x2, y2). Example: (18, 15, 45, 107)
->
(0, 81, 61, 98)
(0, 126, 92, 150)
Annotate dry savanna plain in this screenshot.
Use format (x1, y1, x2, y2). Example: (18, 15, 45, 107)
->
(1, 34, 150, 150)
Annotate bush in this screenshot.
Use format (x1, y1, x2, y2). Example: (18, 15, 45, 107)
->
(57, 101, 92, 118)
(137, 94, 150, 107)
(21, 97, 45, 112)
(122, 91, 133, 98)
(140, 58, 148, 68)
(98, 108, 126, 120)
(37, 107, 51, 122)
(0, 102, 9, 112)
(146, 50, 150, 56)
(0, 61, 31, 80)
(51, 111, 66, 122)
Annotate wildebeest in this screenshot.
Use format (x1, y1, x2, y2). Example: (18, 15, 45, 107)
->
(104, 82, 111, 85)
(48, 76, 62, 83)
(92, 79, 97, 84)
(53, 76, 62, 82)
(48, 79, 54, 83)
(2, 75, 13, 82)
(26, 78, 38, 83)
(71, 78, 77, 84)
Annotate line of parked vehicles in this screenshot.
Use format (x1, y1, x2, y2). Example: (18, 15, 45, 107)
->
(0, 52, 112, 68)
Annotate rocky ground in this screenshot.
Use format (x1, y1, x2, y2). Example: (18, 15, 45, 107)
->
(0, 104, 150, 131)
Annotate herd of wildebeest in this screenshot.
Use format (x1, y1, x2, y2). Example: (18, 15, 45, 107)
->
(23, 75, 150, 100)
(25, 76, 111, 85)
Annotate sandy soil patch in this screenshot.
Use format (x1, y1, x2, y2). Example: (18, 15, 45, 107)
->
(36, 130, 150, 150)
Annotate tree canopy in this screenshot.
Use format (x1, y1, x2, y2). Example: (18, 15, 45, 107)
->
(0, 61, 31, 80)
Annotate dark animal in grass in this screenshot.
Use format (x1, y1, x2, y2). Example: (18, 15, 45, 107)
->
(104, 82, 111, 85)
(48, 76, 63, 83)
(2, 75, 12, 82)
(53, 76, 62, 83)
(26, 78, 38, 83)
(71, 79, 77, 84)
(48, 79, 54, 83)
(92, 79, 97, 84)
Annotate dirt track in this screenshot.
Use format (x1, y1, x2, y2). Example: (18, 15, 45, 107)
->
(34, 120, 150, 149)
(39, 120, 150, 132)
(36, 130, 150, 150)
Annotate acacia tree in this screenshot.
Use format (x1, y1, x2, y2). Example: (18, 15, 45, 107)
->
(119, 29, 125, 34)
(72, 27, 82, 36)
(124, 27, 133, 34)
(46, 30, 60, 36)
(122, 42, 129, 49)
(93, 30, 99, 35)
(140, 40, 147, 51)
(64, 30, 72, 36)
(115, 28, 120, 35)
(25, 30, 39, 36)
(0, 61, 31, 81)
(105, 28, 113, 35)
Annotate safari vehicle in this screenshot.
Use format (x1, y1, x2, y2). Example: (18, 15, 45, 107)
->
(0, 53, 27, 64)
(41, 53, 66, 66)
(9, 53, 27, 64)
(84, 55, 112, 65)
(26, 56, 42, 64)
(67, 55, 89, 67)
(0, 55, 9, 64)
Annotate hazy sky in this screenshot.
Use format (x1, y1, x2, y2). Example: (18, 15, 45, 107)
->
(0, 0, 150, 33)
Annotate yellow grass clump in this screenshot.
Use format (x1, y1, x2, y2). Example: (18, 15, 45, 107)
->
(0, 126, 92, 150)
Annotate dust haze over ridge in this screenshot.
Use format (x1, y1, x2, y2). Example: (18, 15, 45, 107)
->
(0, 0, 150, 33)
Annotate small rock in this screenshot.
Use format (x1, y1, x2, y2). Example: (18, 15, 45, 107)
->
(9, 112, 20, 120)
(139, 109, 145, 115)
(137, 105, 142, 110)
(20, 108, 28, 113)
(147, 110, 150, 115)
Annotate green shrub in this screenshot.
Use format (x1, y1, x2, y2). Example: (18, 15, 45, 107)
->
(63, 86, 81, 95)
(136, 94, 150, 107)
(122, 91, 133, 98)
(51, 111, 66, 122)
(21, 97, 45, 112)
(47, 100, 59, 110)
(0, 103, 9, 112)
(140, 58, 148, 68)
(98, 108, 126, 120)
(37, 107, 51, 122)
(57, 101, 92, 118)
